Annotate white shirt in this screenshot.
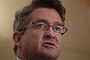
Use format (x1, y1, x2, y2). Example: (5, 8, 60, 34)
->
(16, 56, 21, 60)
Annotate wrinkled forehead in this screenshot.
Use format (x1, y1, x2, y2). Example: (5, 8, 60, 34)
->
(30, 7, 62, 25)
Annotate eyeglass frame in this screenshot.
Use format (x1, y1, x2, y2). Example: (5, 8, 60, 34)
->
(19, 21, 68, 35)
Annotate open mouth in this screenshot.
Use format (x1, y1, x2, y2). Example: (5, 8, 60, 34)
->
(42, 42, 56, 48)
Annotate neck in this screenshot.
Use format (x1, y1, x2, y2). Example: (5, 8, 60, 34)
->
(16, 48, 57, 60)
(16, 48, 27, 60)
(30, 56, 57, 60)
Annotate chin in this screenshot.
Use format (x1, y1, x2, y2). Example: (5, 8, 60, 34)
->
(37, 47, 60, 60)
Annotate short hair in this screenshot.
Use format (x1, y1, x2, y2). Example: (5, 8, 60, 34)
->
(13, 0, 66, 54)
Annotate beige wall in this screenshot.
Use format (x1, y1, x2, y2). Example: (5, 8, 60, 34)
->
(89, 1, 90, 59)
(60, 0, 90, 60)
(0, 0, 90, 60)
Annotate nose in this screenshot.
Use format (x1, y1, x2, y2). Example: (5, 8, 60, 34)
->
(44, 27, 56, 39)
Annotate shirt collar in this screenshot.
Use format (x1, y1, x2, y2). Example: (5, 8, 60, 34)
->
(16, 56, 21, 60)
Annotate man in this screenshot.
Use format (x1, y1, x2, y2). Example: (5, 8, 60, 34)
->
(13, 0, 68, 60)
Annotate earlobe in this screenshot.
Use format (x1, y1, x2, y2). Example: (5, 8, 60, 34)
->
(13, 31, 22, 48)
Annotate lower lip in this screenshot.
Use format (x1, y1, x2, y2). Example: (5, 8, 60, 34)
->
(42, 43, 56, 48)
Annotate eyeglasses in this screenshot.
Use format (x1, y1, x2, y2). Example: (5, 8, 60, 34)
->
(21, 21, 68, 35)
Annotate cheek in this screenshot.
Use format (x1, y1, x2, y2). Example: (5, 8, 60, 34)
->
(59, 36, 62, 42)
(57, 35, 62, 48)
(21, 30, 46, 58)
(21, 30, 44, 50)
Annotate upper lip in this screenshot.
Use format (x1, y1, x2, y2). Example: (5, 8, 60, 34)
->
(42, 41, 57, 48)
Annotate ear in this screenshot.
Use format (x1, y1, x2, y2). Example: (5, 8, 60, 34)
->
(13, 31, 22, 48)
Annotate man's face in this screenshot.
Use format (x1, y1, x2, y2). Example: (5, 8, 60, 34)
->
(20, 7, 62, 60)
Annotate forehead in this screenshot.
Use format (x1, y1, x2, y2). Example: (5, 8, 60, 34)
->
(31, 7, 62, 24)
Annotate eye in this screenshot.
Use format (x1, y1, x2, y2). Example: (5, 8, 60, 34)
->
(54, 26, 63, 33)
(35, 22, 46, 30)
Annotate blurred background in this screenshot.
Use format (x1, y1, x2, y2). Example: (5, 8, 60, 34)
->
(0, 0, 90, 60)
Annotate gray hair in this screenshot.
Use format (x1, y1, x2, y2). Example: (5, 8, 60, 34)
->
(13, 0, 66, 54)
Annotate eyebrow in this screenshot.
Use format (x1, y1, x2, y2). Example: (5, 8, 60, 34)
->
(34, 19, 49, 24)
(54, 21, 63, 26)
(34, 19, 62, 26)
